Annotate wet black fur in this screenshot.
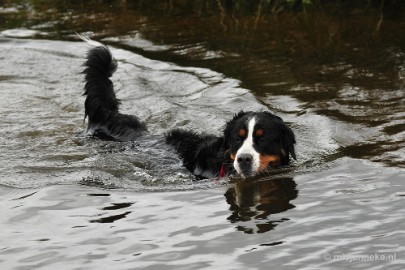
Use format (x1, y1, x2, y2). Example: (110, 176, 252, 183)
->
(81, 45, 296, 179)
(166, 111, 296, 179)
(165, 130, 231, 179)
(83, 46, 146, 141)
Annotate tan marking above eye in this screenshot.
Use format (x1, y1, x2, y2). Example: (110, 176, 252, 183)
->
(239, 129, 246, 137)
(230, 154, 235, 160)
(255, 129, 264, 137)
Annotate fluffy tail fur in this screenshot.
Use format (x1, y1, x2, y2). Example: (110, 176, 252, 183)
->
(80, 36, 145, 141)
(83, 45, 119, 126)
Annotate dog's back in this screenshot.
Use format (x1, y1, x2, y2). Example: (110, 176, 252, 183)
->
(165, 129, 229, 178)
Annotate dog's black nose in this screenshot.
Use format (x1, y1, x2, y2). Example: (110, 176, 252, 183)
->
(237, 154, 253, 165)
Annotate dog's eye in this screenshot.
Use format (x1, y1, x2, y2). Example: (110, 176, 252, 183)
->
(239, 129, 246, 137)
(255, 129, 264, 137)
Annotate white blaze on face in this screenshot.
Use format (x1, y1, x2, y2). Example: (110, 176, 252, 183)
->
(234, 117, 260, 177)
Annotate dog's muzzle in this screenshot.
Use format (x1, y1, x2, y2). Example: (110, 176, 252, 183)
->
(236, 153, 254, 177)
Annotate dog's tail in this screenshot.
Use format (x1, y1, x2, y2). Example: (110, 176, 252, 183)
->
(79, 35, 145, 140)
(82, 40, 119, 128)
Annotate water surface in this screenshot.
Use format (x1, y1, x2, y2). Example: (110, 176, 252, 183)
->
(0, 2, 404, 269)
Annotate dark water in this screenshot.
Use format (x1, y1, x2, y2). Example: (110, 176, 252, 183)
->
(0, 2, 404, 269)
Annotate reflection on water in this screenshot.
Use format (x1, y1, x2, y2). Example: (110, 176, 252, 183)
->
(0, 1, 405, 269)
(225, 177, 298, 234)
(90, 202, 134, 223)
(1, 164, 404, 269)
(90, 211, 132, 224)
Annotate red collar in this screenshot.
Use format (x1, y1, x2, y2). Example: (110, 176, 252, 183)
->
(219, 164, 227, 178)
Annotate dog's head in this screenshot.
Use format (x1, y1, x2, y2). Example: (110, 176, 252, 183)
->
(224, 111, 296, 178)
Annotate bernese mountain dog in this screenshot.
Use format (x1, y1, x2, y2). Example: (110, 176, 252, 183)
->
(80, 38, 296, 179)
(166, 111, 296, 179)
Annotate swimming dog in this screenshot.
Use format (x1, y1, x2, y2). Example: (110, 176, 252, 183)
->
(166, 111, 296, 178)
(80, 38, 296, 179)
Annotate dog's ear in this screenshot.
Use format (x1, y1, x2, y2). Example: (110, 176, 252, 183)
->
(223, 111, 249, 148)
(280, 124, 296, 161)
